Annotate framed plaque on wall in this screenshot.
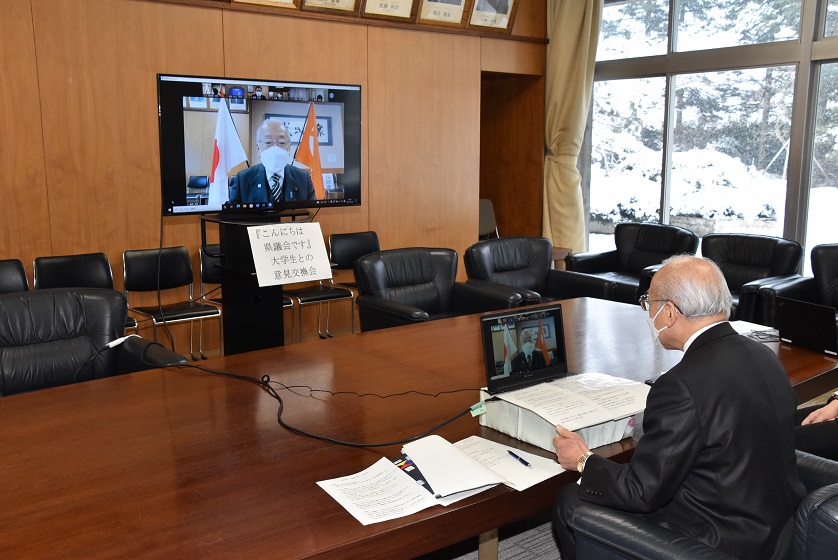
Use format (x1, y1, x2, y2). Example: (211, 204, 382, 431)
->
(361, 0, 418, 22)
(232, 0, 301, 8)
(301, 0, 360, 15)
(415, 0, 473, 28)
(467, 0, 517, 32)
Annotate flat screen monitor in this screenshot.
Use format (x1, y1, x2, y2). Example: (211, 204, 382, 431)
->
(157, 73, 361, 216)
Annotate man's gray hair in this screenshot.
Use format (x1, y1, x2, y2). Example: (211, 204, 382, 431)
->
(655, 255, 733, 320)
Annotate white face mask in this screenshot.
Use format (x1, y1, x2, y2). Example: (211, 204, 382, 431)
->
(260, 145, 291, 173)
(522, 342, 535, 356)
(646, 304, 668, 349)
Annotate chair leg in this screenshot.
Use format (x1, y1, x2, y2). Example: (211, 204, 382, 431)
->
(190, 321, 198, 361)
(217, 314, 223, 356)
(199, 317, 207, 359)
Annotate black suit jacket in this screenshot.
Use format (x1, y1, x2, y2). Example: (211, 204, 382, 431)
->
(579, 323, 804, 559)
(511, 349, 547, 372)
(229, 163, 316, 203)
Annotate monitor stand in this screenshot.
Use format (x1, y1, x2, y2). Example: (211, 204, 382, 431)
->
(201, 215, 289, 355)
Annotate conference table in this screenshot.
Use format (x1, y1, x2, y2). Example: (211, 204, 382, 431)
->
(2, 298, 836, 559)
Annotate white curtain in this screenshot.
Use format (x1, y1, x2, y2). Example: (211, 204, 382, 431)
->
(542, 0, 602, 253)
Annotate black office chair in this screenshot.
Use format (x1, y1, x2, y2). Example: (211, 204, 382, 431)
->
(354, 247, 522, 331)
(123, 246, 221, 359)
(282, 233, 365, 341)
(464, 236, 614, 305)
(0, 259, 29, 294)
(563, 222, 699, 304)
(753, 243, 838, 327)
(328, 231, 381, 292)
(33, 252, 113, 290)
(568, 450, 838, 560)
(700, 233, 803, 323)
(186, 175, 209, 205)
(200, 244, 296, 350)
(0, 288, 187, 396)
(479, 199, 499, 240)
(33, 252, 138, 332)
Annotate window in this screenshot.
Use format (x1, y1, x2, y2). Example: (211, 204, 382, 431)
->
(588, 0, 836, 272)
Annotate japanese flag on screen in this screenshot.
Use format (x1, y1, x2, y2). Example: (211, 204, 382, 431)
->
(209, 99, 247, 206)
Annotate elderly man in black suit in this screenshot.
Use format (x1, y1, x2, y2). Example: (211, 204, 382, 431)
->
(511, 329, 547, 372)
(229, 120, 316, 204)
(552, 255, 804, 560)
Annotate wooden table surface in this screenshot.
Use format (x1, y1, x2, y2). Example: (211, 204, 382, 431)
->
(1, 298, 835, 559)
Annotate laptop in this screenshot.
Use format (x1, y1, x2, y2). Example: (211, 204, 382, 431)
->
(480, 303, 572, 395)
(775, 297, 838, 356)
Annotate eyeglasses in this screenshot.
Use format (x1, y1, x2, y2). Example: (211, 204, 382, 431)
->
(639, 293, 684, 315)
(638, 293, 667, 312)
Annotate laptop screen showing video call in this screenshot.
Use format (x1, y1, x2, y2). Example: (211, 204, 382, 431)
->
(480, 304, 570, 395)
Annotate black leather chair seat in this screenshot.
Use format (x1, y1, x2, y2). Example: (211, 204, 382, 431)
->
(702, 233, 804, 324)
(563, 223, 700, 305)
(568, 450, 838, 560)
(0, 288, 186, 396)
(355, 247, 521, 331)
(286, 284, 353, 305)
(464, 237, 613, 305)
(754, 243, 838, 327)
(132, 301, 221, 322)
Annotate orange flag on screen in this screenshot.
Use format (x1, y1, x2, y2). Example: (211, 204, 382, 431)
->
(535, 320, 549, 364)
(294, 102, 325, 199)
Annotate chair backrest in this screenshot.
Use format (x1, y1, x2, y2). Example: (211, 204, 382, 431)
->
(0, 288, 128, 395)
(464, 237, 552, 294)
(812, 243, 838, 309)
(701, 233, 803, 293)
(354, 247, 457, 314)
(329, 231, 380, 270)
(614, 222, 699, 274)
(478, 199, 499, 239)
(123, 246, 194, 294)
(199, 244, 223, 305)
(187, 175, 209, 191)
(33, 252, 114, 290)
(0, 259, 29, 294)
(793, 450, 838, 559)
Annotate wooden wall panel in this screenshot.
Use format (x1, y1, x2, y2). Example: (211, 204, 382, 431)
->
(481, 38, 546, 76)
(0, 0, 51, 280)
(480, 73, 545, 238)
(31, 0, 224, 265)
(1, 0, 545, 348)
(367, 27, 481, 274)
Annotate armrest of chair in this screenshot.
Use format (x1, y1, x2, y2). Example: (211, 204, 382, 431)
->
(111, 336, 188, 375)
(760, 276, 818, 302)
(464, 278, 537, 305)
(796, 450, 838, 491)
(451, 281, 523, 313)
(740, 274, 809, 326)
(570, 504, 737, 560)
(565, 250, 619, 273)
(545, 269, 614, 300)
(355, 294, 430, 331)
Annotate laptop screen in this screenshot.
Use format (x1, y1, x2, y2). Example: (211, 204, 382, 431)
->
(480, 304, 570, 395)
(775, 297, 838, 355)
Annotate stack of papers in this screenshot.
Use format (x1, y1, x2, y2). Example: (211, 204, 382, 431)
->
(316, 435, 563, 525)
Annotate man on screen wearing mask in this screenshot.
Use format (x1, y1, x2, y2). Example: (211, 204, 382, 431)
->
(511, 329, 546, 372)
(229, 119, 316, 204)
(552, 255, 804, 560)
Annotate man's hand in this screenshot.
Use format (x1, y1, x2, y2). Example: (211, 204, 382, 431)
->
(801, 400, 838, 425)
(554, 424, 590, 471)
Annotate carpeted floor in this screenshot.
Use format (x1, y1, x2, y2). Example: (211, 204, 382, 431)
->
(415, 510, 560, 560)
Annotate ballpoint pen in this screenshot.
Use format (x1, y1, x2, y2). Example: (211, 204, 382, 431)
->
(508, 450, 533, 468)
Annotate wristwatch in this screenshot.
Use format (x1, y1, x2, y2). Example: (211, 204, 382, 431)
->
(827, 391, 838, 405)
(577, 451, 594, 474)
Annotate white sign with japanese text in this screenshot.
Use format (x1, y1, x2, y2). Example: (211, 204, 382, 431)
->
(247, 222, 332, 286)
